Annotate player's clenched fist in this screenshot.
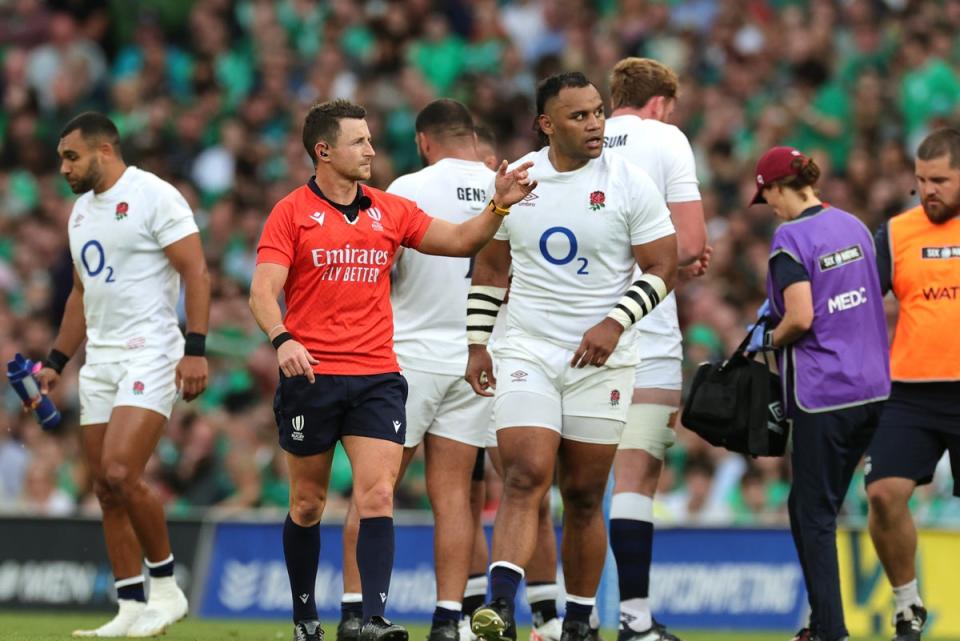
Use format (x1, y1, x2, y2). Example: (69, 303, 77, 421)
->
(176, 355, 208, 401)
(571, 317, 624, 368)
(465, 344, 497, 397)
(278, 340, 319, 383)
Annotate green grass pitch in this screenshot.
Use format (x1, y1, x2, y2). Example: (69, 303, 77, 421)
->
(0, 614, 952, 641)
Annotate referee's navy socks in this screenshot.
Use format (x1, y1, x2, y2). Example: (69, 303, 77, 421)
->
(358, 516, 394, 621)
(489, 562, 523, 609)
(283, 513, 320, 621)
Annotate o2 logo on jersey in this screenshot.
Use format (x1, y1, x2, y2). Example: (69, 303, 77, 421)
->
(80, 240, 116, 283)
(539, 227, 589, 275)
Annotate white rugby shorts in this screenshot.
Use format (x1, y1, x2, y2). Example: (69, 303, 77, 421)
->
(492, 335, 634, 444)
(402, 367, 492, 448)
(79, 354, 179, 425)
(633, 356, 682, 391)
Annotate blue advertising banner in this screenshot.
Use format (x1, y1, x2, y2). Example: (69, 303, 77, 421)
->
(198, 521, 807, 630)
(646, 528, 806, 631)
(198, 522, 538, 621)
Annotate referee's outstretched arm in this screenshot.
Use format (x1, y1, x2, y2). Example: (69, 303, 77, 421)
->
(417, 159, 536, 257)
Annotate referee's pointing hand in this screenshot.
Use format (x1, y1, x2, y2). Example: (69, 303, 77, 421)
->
(493, 159, 538, 207)
(278, 340, 320, 383)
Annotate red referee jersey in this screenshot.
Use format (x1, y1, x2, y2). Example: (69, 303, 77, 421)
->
(257, 178, 434, 374)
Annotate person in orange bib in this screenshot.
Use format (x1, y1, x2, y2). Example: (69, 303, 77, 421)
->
(866, 127, 960, 641)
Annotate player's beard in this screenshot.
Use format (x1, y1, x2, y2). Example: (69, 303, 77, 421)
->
(67, 158, 103, 194)
(922, 192, 960, 224)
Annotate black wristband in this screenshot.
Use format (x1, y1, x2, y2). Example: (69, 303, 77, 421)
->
(44, 349, 70, 375)
(184, 332, 206, 357)
(271, 332, 293, 350)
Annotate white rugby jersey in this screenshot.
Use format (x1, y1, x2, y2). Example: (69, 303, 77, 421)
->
(494, 147, 675, 366)
(67, 166, 199, 364)
(389, 158, 496, 375)
(604, 114, 701, 362)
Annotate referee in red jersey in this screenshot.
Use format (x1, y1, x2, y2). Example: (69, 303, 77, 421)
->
(249, 99, 535, 641)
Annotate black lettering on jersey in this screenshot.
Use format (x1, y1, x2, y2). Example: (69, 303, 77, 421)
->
(921, 246, 960, 259)
(604, 134, 628, 148)
(456, 187, 486, 203)
(818, 244, 864, 272)
(922, 285, 960, 300)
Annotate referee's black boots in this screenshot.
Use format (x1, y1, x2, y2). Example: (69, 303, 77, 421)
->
(295, 620, 323, 641)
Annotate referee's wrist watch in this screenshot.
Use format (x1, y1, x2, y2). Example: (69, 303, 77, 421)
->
(763, 330, 775, 350)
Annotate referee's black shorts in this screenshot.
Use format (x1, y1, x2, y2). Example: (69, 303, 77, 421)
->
(273, 372, 408, 456)
(865, 382, 960, 497)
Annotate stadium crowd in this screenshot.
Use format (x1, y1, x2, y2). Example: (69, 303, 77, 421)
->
(1, 0, 959, 526)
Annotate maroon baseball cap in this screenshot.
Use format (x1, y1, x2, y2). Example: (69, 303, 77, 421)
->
(750, 146, 807, 205)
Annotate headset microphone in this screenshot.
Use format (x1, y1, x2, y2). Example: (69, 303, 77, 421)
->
(358, 195, 372, 209)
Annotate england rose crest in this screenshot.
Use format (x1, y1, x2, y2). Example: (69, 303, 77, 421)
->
(610, 389, 620, 407)
(115, 201, 129, 221)
(589, 190, 605, 211)
(132, 380, 145, 395)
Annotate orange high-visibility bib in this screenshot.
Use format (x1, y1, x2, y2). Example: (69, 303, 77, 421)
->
(889, 206, 960, 381)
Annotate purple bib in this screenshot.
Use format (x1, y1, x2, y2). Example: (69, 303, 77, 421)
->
(766, 206, 890, 414)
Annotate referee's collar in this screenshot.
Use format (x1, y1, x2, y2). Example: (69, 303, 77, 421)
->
(307, 177, 368, 221)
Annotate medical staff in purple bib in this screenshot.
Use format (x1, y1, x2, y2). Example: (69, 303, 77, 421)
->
(748, 146, 890, 641)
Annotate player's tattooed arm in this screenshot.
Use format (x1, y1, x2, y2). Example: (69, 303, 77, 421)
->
(249, 262, 319, 383)
(165, 232, 210, 401)
(37, 266, 86, 394)
(465, 239, 511, 395)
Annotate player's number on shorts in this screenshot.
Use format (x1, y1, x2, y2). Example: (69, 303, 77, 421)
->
(539, 227, 589, 275)
(81, 240, 116, 283)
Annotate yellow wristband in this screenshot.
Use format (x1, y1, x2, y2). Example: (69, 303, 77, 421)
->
(489, 200, 510, 216)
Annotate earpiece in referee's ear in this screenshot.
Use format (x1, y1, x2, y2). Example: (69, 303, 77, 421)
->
(319, 151, 328, 157)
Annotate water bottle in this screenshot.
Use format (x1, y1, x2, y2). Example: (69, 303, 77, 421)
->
(6, 353, 61, 429)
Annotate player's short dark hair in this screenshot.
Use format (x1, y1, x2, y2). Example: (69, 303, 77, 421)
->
(533, 71, 596, 144)
(535, 71, 595, 116)
(609, 58, 678, 110)
(60, 112, 120, 147)
(302, 99, 367, 165)
(415, 99, 475, 140)
(917, 128, 960, 168)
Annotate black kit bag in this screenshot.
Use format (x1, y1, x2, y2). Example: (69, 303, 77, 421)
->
(682, 323, 790, 457)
